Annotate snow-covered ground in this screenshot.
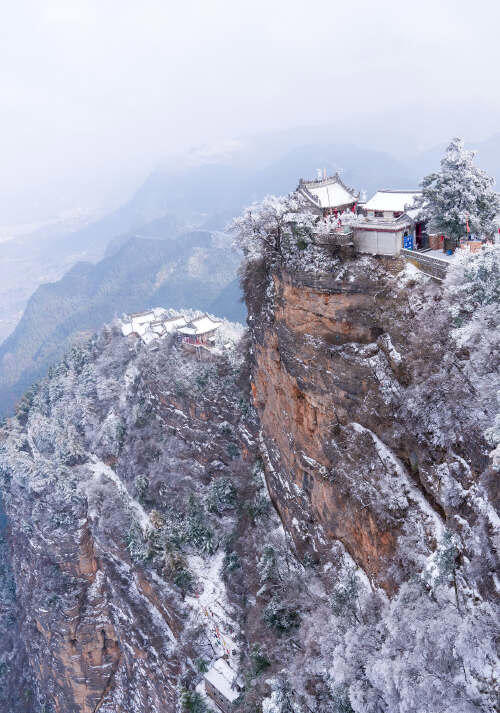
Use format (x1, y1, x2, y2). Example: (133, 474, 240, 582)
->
(423, 249, 458, 262)
(186, 551, 239, 668)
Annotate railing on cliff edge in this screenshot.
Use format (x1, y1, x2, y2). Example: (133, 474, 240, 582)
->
(400, 248, 449, 280)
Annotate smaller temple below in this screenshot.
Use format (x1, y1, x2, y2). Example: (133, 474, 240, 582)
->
(120, 311, 221, 354)
(121, 308, 188, 344)
(177, 315, 221, 346)
(204, 657, 241, 713)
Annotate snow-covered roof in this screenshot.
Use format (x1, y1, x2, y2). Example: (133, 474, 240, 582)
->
(131, 310, 155, 326)
(121, 322, 134, 337)
(178, 316, 221, 336)
(404, 208, 420, 221)
(151, 321, 166, 335)
(121, 310, 188, 342)
(141, 329, 158, 345)
(205, 658, 240, 703)
(298, 174, 358, 209)
(364, 190, 421, 213)
(163, 316, 188, 333)
(129, 309, 155, 319)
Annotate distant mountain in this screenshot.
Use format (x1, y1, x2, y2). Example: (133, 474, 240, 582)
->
(0, 230, 243, 417)
(51, 140, 422, 260)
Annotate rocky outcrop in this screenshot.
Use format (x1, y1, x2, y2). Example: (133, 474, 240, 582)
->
(1, 435, 183, 713)
(249, 260, 446, 590)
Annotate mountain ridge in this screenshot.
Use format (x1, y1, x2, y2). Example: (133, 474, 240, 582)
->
(0, 231, 244, 416)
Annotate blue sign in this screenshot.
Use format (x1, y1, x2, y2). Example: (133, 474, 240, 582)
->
(403, 233, 414, 250)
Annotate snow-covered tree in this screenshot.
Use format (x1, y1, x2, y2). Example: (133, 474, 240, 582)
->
(446, 244, 500, 326)
(229, 194, 339, 263)
(445, 246, 500, 466)
(415, 137, 499, 243)
(484, 389, 500, 469)
(229, 195, 303, 262)
(257, 545, 279, 585)
(262, 673, 302, 713)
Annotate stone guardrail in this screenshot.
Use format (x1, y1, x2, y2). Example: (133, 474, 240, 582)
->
(401, 248, 449, 279)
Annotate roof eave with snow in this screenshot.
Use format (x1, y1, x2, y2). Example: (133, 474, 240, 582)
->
(205, 658, 240, 703)
(297, 174, 359, 210)
(364, 190, 422, 213)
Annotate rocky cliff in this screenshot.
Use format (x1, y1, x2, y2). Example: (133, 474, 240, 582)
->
(249, 259, 435, 590)
(0, 245, 498, 712)
(247, 255, 497, 593)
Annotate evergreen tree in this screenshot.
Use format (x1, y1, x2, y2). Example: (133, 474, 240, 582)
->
(262, 674, 298, 713)
(415, 137, 499, 245)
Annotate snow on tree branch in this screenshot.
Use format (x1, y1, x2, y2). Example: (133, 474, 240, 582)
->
(414, 137, 499, 242)
(228, 193, 342, 266)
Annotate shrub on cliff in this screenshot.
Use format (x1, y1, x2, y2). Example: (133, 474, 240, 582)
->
(262, 673, 304, 713)
(263, 596, 300, 633)
(206, 477, 236, 514)
(230, 193, 342, 312)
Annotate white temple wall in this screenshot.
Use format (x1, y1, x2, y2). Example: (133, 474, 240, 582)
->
(353, 228, 404, 256)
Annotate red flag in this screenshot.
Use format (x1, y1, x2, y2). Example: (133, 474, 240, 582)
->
(466, 217, 470, 233)
(352, 202, 357, 213)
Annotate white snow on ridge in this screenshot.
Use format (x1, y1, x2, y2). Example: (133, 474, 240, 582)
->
(86, 458, 151, 533)
(204, 657, 240, 703)
(107, 551, 177, 645)
(186, 551, 239, 668)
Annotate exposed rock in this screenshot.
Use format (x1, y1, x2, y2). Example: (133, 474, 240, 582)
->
(247, 258, 491, 591)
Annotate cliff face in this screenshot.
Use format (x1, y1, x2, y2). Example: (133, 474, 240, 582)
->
(248, 257, 491, 591)
(0, 508, 35, 712)
(3, 479, 182, 713)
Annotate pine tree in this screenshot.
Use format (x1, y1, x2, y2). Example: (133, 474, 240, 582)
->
(415, 137, 499, 245)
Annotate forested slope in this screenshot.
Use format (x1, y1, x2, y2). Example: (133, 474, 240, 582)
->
(0, 231, 244, 417)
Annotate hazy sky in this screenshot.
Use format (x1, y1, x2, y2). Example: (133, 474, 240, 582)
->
(1, 0, 499, 223)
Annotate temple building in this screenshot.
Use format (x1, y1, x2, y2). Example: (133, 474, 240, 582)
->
(177, 315, 221, 346)
(121, 311, 189, 344)
(204, 657, 241, 713)
(297, 173, 359, 215)
(353, 189, 425, 255)
(121, 308, 169, 339)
